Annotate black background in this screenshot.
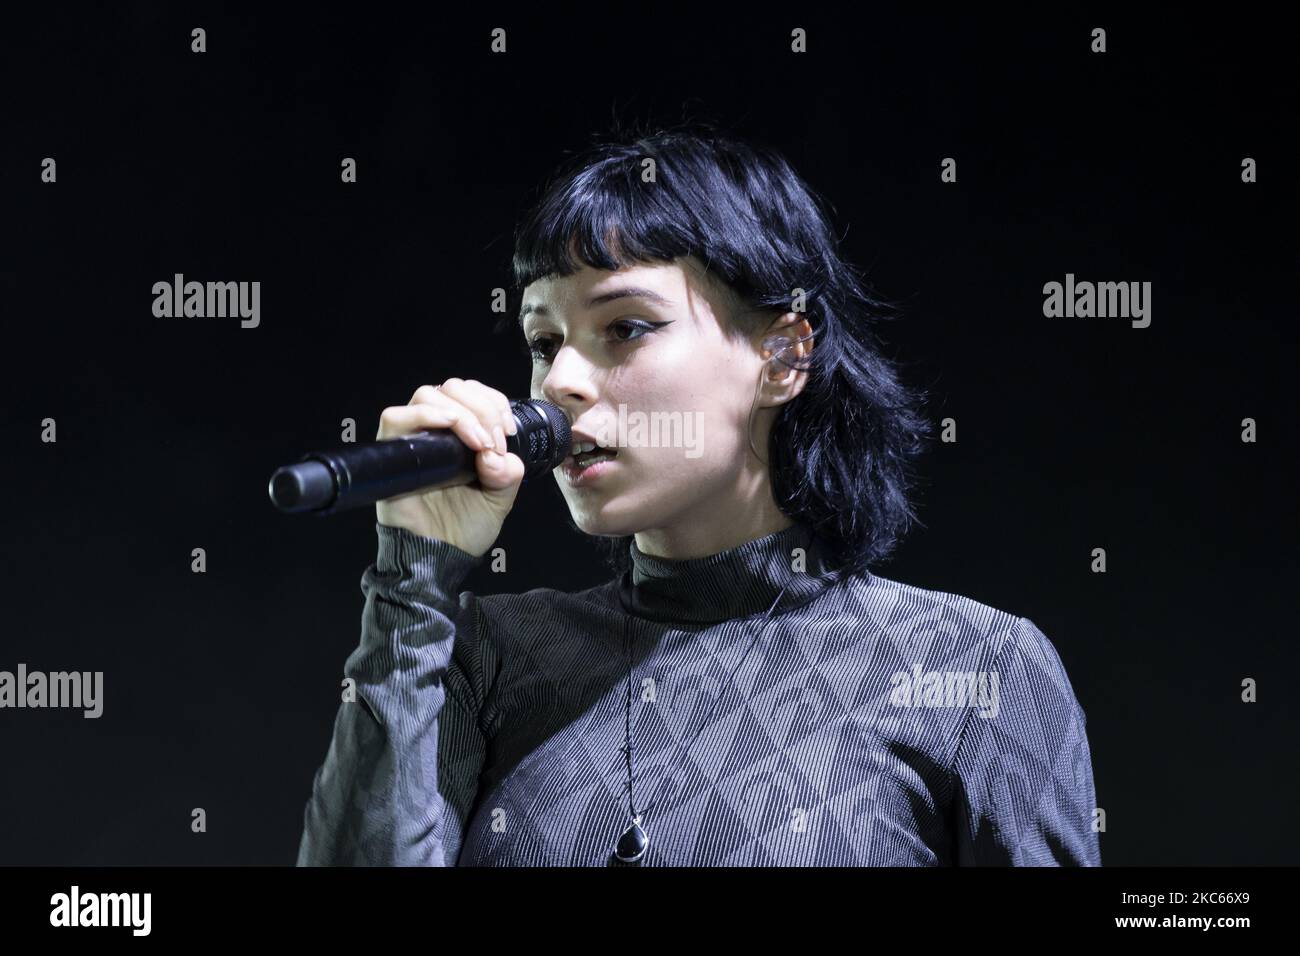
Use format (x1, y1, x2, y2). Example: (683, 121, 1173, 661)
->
(1, 6, 1294, 865)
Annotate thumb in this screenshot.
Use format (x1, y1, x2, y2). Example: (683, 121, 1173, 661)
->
(477, 449, 526, 505)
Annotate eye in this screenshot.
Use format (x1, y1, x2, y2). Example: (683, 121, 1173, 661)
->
(608, 318, 657, 343)
(526, 319, 667, 365)
(526, 335, 557, 363)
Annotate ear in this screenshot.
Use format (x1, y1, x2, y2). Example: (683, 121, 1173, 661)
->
(755, 313, 815, 404)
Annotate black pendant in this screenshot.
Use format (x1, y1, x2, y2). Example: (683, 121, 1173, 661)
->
(614, 818, 648, 863)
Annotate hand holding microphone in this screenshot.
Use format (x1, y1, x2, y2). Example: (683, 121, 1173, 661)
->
(267, 381, 571, 558)
(375, 380, 528, 557)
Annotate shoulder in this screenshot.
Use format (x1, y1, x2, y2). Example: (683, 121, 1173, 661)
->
(849, 571, 1085, 716)
(829, 569, 1022, 659)
(828, 571, 1080, 695)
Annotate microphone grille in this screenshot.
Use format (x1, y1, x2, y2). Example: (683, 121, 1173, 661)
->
(509, 398, 572, 477)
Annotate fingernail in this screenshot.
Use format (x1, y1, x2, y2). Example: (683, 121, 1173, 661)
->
(493, 424, 506, 455)
(475, 424, 491, 448)
(503, 411, 517, 436)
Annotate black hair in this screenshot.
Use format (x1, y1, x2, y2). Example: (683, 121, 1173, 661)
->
(502, 120, 932, 580)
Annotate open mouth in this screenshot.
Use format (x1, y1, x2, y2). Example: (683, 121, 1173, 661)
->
(569, 444, 619, 468)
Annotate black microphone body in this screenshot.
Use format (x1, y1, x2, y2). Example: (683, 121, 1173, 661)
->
(268, 398, 571, 515)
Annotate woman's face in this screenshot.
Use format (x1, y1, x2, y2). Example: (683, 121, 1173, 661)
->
(522, 256, 800, 549)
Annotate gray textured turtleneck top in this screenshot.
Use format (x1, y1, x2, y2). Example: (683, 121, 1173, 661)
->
(296, 521, 1101, 866)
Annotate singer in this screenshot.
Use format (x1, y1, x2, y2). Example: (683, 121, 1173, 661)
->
(295, 124, 1101, 867)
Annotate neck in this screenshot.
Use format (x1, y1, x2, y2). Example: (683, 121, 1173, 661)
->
(633, 462, 791, 561)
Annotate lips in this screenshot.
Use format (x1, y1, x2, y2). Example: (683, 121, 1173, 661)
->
(561, 448, 619, 484)
(570, 445, 618, 465)
(563, 423, 622, 484)
(566, 428, 617, 463)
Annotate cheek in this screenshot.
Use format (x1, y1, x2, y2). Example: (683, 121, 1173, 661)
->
(626, 345, 750, 462)
(695, 366, 753, 448)
(624, 400, 746, 475)
(656, 337, 749, 405)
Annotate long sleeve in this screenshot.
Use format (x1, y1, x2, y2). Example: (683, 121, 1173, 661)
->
(951, 616, 1101, 866)
(296, 522, 491, 866)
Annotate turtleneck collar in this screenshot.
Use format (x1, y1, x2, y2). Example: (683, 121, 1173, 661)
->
(616, 520, 849, 625)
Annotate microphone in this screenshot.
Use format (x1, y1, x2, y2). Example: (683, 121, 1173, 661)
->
(267, 397, 571, 515)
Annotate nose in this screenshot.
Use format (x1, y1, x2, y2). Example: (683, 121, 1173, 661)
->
(537, 345, 599, 415)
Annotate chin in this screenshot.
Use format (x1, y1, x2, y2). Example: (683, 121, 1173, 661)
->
(565, 501, 647, 539)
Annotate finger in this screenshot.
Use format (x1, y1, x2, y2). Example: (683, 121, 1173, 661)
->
(377, 402, 489, 450)
(400, 385, 491, 447)
(407, 385, 496, 449)
(377, 402, 457, 440)
(441, 378, 513, 442)
(438, 379, 513, 453)
(416, 380, 515, 439)
(409, 383, 451, 406)
(467, 379, 517, 437)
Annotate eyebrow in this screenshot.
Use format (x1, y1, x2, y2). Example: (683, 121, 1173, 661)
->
(518, 287, 673, 328)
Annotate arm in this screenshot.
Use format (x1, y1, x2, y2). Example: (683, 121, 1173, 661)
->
(951, 616, 1101, 866)
(296, 522, 491, 866)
